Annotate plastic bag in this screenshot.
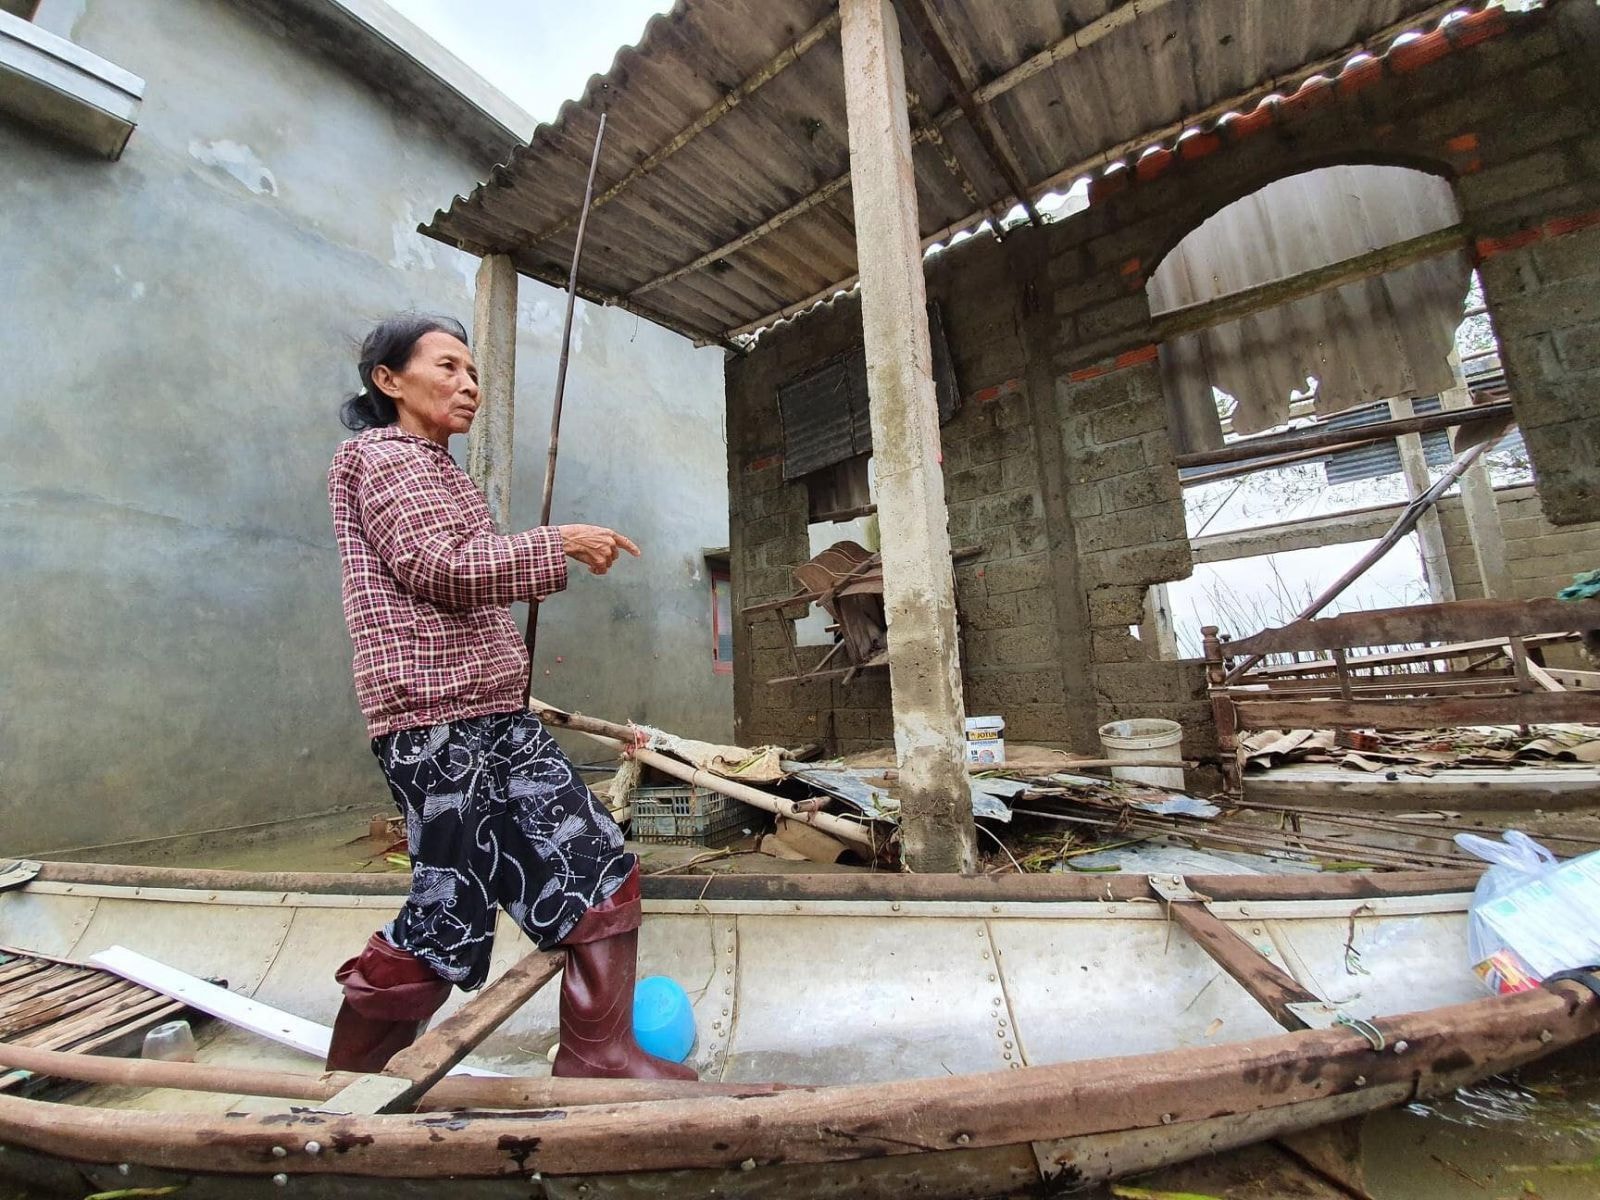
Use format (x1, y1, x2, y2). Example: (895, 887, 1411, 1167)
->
(1456, 831, 1600, 994)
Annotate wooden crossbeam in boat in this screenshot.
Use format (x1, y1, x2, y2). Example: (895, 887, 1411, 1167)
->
(1148, 876, 1323, 1032)
(323, 948, 564, 1115)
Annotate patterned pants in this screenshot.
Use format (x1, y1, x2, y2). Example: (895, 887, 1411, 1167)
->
(373, 710, 635, 990)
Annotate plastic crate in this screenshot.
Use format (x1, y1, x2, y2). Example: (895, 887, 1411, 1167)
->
(630, 784, 749, 847)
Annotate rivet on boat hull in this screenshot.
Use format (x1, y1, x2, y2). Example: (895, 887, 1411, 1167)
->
(272, 1174, 288, 1187)
(1393, 1040, 1410, 1054)
(1540, 1029, 1553, 1044)
(304, 1142, 321, 1155)
(1161, 1113, 1173, 1125)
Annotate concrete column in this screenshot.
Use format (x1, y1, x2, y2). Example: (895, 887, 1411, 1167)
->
(467, 254, 518, 531)
(1389, 396, 1455, 603)
(1438, 353, 1511, 599)
(1141, 583, 1179, 661)
(840, 0, 974, 873)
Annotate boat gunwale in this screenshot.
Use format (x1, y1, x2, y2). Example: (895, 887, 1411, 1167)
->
(20, 860, 1485, 902)
(0, 980, 1590, 1182)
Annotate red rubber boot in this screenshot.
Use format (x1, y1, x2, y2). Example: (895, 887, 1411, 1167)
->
(552, 867, 698, 1080)
(326, 932, 451, 1073)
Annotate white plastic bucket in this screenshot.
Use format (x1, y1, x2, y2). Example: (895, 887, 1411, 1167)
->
(1097, 719, 1184, 790)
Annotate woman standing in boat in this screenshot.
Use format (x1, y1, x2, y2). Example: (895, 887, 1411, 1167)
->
(324, 313, 693, 1081)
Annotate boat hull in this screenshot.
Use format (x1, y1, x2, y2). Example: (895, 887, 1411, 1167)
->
(0, 864, 1592, 1197)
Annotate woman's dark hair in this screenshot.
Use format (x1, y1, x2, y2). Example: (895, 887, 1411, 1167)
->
(340, 313, 470, 431)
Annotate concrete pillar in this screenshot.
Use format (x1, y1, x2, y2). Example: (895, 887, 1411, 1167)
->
(1438, 353, 1512, 599)
(1141, 583, 1179, 661)
(1389, 396, 1455, 603)
(840, 0, 975, 873)
(467, 254, 518, 531)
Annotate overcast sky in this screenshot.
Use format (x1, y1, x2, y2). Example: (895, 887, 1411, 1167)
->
(384, 0, 674, 124)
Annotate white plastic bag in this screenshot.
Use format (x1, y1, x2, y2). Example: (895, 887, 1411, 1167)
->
(1456, 831, 1600, 993)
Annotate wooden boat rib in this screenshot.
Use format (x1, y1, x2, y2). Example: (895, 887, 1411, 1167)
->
(0, 861, 1593, 1199)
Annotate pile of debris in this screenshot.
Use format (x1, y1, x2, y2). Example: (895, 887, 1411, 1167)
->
(530, 699, 1600, 876)
(1241, 724, 1600, 776)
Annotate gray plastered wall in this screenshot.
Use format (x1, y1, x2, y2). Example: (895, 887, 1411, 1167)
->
(0, 0, 731, 856)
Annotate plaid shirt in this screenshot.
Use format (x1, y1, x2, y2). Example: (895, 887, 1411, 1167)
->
(328, 427, 567, 737)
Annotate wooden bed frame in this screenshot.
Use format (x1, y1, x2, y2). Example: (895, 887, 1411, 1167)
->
(1202, 597, 1600, 795)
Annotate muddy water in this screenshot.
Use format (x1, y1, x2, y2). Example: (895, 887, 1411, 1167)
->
(1363, 1047, 1600, 1200)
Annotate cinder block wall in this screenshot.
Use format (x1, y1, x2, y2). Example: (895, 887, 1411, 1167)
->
(725, 2, 1600, 764)
(1441, 486, 1600, 601)
(1452, 0, 1600, 526)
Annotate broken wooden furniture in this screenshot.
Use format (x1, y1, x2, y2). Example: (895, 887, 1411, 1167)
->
(743, 541, 981, 685)
(1203, 596, 1600, 795)
(0, 860, 1596, 1197)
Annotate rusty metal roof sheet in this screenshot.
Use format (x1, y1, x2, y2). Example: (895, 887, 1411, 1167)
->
(419, 0, 1493, 347)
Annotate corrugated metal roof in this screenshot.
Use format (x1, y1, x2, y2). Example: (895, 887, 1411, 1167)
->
(419, 0, 1496, 347)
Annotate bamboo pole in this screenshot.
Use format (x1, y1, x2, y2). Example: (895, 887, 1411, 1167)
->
(1222, 429, 1509, 684)
(524, 113, 608, 677)
(529, 699, 879, 852)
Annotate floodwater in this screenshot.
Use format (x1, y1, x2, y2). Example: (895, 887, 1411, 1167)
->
(1364, 1049, 1600, 1200)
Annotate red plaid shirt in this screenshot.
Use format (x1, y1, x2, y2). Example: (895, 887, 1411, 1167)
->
(328, 427, 567, 737)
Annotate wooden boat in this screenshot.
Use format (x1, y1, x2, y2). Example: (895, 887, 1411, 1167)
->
(0, 859, 1595, 1198)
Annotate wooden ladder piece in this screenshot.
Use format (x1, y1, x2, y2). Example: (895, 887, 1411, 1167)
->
(1149, 876, 1322, 1032)
(323, 948, 563, 1115)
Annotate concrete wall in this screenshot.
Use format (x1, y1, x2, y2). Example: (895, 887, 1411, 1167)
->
(0, 0, 730, 856)
(1442, 485, 1600, 601)
(724, 2, 1599, 774)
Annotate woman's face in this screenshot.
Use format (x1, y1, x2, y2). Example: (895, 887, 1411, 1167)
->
(373, 330, 480, 445)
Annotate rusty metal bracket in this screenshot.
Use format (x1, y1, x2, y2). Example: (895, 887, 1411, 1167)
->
(1148, 874, 1206, 905)
(1285, 1002, 1388, 1051)
(0, 861, 40, 893)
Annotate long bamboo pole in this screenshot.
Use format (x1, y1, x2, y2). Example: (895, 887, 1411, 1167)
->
(524, 113, 608, 680)
(529, 699, 879, 851)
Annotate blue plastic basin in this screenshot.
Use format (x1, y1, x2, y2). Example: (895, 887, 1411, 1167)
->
(633, 975, 696, 1063)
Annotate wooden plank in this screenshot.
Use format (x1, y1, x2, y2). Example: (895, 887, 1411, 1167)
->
(895, 0, 1041, 225)
(1233, 691, 1600, 731)
(323, 948, 563, 1114)
(1155, 888, 1321, 1031)
(1174, 395, 1508, 472)
(1546, 668, 1600, 690)
(89, 947, 334, 1062)
(1390, 397, 1455, 603)
(0, 976, 126, 1037)
(1224, 597, 1600, 657)
(1242, 633, 1574, 678)
(33, 858, 1482, 904)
